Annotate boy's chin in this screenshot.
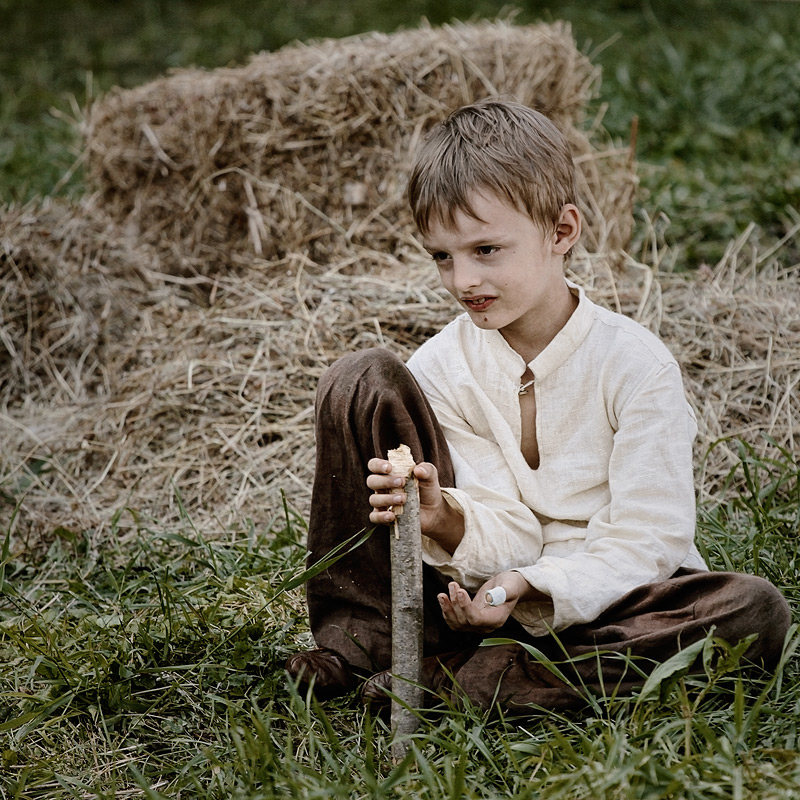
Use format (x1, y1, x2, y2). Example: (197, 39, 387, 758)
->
(465, 310, 502, 330)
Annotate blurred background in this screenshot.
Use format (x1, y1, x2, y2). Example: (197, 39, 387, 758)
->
(1, 0, 799, 266)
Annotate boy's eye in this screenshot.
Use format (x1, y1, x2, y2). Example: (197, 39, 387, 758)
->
(430, 251, 451, 263)
(476, 245, 497, 256)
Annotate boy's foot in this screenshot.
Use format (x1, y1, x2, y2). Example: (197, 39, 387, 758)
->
(360, 649, 476, 706)
(360, 667, 392, 705)
(285, 647, 356, 699)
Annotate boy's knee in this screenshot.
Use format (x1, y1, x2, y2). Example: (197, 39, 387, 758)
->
(320, 348, 405, 389)
(712, 572, 792, 668)
(744, 574, 791, 662)
(316, 349, 413, 419)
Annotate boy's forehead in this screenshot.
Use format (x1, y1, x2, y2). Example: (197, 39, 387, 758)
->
(422, 191, 522, 236)
(421, 209, 484, 246)
(421, 189, 507, 237)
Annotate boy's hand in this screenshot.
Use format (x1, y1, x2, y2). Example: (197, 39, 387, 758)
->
(438, 572, 533, 633)
(366, 459, 465, 552)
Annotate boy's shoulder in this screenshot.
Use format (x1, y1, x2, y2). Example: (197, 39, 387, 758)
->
(407, 314, 512, 393)
(588, 300, 678, 368)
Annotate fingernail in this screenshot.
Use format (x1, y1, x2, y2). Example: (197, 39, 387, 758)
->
(392, 477, 403, 487)
(392, 495, 403, 504)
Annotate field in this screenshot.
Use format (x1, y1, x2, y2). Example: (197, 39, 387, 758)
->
(2, 1, 800, 797)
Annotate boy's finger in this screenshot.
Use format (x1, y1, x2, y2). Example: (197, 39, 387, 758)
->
(449, 582, 470, 606)
(368, 491, 405, 509)
(413, 462, 432, 480)
(446, 583, 472, 627)
(369, 508, 395, 525)
(414, 463, 441, 493)
(366, 473, 404, 491)
(440, 589, 463, 612)
(438, 593, 459, 627)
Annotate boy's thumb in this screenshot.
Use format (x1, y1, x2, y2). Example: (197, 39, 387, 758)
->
(414, 462, 434, 483)
(414, 463, 442, 502)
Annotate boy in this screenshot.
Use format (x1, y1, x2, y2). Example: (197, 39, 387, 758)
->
(286, 99, 790, 712)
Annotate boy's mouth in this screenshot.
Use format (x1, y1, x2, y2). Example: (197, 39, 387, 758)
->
(462, 296, 495, 312)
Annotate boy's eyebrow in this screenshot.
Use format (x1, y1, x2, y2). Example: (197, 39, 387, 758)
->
(422, 233, 504, 252)
(421, 241, 444, 252)
(420, 236, 443, 252)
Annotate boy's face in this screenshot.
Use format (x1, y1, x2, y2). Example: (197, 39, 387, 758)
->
(421, 190, 580, 357)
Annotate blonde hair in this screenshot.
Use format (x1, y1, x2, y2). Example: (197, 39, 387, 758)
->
(408, 98, 577, 236)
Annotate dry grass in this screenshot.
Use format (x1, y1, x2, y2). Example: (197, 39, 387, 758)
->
(1, 19, 798, 546)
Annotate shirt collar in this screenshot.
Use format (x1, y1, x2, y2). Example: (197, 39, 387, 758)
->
(483, 281, 594, 382)
(528, 281, 594, 380)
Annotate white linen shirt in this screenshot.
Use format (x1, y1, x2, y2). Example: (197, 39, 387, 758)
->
(406, 282, 707, 637)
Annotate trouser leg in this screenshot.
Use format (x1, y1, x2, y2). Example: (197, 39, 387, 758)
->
(306, 348, 464, 673)
(452, 569, 792, 713)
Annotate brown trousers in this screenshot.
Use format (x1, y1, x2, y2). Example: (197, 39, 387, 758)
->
(306, 348, 792, 712)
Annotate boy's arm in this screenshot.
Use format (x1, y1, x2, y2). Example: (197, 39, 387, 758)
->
(365, 405, 546, 586)
(408, 396, 548, 587)
(369, 456, 554, 633)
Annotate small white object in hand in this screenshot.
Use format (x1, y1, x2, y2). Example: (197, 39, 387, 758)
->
(485, 586, 507, 606)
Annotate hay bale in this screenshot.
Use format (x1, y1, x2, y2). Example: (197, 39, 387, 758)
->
(0, 199, 169, 409)
(0, 225, 454, 537)
(83, 19, 634, 271)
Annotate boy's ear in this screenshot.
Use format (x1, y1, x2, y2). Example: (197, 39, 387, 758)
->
(552, 204, 581, 255)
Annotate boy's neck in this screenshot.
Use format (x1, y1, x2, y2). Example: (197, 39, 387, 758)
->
(500, 283, 578, 364)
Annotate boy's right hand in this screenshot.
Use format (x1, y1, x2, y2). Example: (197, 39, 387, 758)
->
(366, 459, 465, 553)
(366, 458, 436, 526)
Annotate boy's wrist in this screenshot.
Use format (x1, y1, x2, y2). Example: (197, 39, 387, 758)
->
(505, 570, 549, 603)
(423, 500, 465, 555)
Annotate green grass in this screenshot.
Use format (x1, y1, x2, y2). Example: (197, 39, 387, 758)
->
(1, 444, 799, 798)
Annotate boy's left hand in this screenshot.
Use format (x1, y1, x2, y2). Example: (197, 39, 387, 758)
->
(438, 571, 532, 634)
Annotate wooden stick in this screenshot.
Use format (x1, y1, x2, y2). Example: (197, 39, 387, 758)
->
(387, 444, 424, 759)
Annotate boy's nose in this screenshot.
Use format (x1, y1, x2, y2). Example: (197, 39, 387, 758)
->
(451, 258, 481, 293)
